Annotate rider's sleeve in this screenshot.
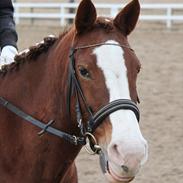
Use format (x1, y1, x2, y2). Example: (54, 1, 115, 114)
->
(0, 0, 18, 50)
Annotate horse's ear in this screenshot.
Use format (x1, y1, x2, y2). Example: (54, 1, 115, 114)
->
(114, 0, 140, 36)
(75, 0, 97, 34)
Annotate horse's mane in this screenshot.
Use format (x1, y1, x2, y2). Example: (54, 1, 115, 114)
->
(0, 28, 70, 76)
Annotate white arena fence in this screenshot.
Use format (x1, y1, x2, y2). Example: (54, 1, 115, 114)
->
(13, 3, 183, 28)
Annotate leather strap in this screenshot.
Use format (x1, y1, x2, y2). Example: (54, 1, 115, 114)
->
(74, 42, 134, 52)
(0, 97, 86, 145)
(99, 150, 109, 174)
(88, 99, 140, 132)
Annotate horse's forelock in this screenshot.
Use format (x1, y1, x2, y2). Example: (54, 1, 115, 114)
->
(94, 17, 114, 32)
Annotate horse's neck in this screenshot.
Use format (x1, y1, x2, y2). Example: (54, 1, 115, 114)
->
(0, 39, 78, 137)
(0, 43, 69, 123)
(0, 33, 82, 181)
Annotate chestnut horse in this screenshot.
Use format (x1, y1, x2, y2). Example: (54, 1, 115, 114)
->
(0, 0, 148, 182)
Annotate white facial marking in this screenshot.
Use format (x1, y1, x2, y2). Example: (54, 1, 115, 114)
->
(93, 40, 147, 165)
(93, 40, 130, 102)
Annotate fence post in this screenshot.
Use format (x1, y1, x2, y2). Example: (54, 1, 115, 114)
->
(60, 6, 65, 26)
(68, 0, 75, 24)
(30, 7, 34, 25)
(167, 7, 172, 28)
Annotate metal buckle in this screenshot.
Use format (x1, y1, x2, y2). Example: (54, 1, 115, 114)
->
(72, 135, 86, 146)
(72, 135, 78, 145)
(84, 132, 101, 155)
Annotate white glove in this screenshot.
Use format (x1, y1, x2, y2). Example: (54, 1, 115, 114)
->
(0, 46, 18, 66)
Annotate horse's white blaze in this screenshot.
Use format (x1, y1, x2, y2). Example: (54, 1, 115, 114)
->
(93, 40, 147, 167)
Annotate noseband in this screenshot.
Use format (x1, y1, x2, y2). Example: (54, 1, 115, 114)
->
(0, 42, 140, 155)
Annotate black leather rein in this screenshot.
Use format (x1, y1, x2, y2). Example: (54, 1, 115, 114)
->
(0, 97, 85, 145)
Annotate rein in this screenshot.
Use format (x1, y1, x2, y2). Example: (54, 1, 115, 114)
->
(0, 97, 85, 145)
(0, 42, 139, 155)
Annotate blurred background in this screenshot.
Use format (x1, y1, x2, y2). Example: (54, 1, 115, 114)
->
(13, 0, 183, 183)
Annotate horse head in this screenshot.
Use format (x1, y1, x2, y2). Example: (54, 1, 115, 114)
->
(68, 0, 148, 182)
(0, 0, 148, 182)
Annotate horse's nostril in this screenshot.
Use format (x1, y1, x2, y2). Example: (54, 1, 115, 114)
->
(111, 144, 121, 156)
(113, 144, 118, 151)
(121, 165, 129, 173)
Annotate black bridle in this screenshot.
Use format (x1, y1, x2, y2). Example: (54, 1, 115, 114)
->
(67, 42, 139, 153)
(0, 42, 140, 154)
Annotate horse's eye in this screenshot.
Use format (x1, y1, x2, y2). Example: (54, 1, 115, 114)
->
(137, 65, 141, 74)
(79, 67, 91, 79)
